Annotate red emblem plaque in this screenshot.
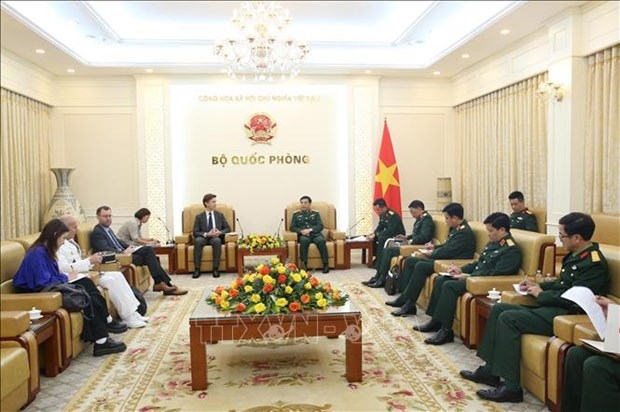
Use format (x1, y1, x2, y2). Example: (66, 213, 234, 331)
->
(244, 113, 277, 144)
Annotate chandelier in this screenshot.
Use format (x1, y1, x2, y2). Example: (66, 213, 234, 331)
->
(213, 1, 310, 81)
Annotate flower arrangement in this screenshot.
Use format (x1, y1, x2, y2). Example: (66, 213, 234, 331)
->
(238, 233, 285, 253)
(207, 258, 348, 315)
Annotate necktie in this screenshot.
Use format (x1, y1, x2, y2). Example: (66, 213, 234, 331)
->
(106, 228, 124, 252)
(207, 212, 214, 232)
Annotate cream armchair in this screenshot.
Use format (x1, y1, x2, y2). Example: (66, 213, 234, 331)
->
(283, 201, 346, 270)
(175, 203, 239, 273)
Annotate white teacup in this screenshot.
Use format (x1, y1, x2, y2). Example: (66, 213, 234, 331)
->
(28, 307, 42, 320)
(488, 289, 501, 299)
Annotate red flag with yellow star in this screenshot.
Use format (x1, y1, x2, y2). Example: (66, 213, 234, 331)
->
(374, 120, 402, 216)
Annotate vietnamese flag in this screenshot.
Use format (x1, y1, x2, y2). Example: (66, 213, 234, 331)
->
(374, 120, 402, 216)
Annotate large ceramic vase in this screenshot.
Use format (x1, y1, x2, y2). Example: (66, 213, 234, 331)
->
(43, 168, 87, 224)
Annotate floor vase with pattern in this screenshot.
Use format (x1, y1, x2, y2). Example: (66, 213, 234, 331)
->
(43, 168, 87, 223)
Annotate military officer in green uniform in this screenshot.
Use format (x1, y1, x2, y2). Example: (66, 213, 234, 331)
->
(561, 296, 619, 412)
(386, 202, 476, 316)
(508, 191, 538, 232)
(363, 200, 434, 288)
(461, 212, 609, 403)
(416, 212, 522, 345)
(365, 198, 406, 270)
(290, 196, 330, 273)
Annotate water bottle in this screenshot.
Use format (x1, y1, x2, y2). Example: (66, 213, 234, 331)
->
(535, 270, 543, 283)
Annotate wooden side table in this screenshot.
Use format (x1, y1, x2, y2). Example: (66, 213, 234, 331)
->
(344, 239, 374, 269)
(236, 247, 288, 276)
(153, 245, 177, 273)
(474, 296, 499, 347)
(28, 315, 61, 377)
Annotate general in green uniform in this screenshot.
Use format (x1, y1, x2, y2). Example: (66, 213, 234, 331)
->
(508, 191, 538, 232)
(387, 202, 476, 316)
(561, 344, 620, 412)
(364, 200, 434, 288)
(461, 212, 609, 403)
(416, 212, 522, 345)
(368, 198, 406, 268)
(290, 196, 330, 273)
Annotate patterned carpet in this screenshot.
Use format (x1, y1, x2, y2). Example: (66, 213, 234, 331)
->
(26, 263, 548, 411)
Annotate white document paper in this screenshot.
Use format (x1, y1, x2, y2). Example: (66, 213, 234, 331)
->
(348, 236, 368, 242)
(69, 273, 86, 283)
(512, 283, 529, 296)
(561, 286, 607, 339)
(439, 272, 454, 277)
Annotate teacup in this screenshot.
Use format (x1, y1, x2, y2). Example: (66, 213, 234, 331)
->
(28, 307, 42, 320)
(488, 289, 501, 299)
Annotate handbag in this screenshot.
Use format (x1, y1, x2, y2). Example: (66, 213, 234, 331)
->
(40, 282, 94, 320)
(130, 285, 148, 316)
(384, 264, 400, 295)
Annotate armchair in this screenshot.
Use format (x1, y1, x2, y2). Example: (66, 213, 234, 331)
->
(283, 201, 346, 269)
(175, 203, 239, 273)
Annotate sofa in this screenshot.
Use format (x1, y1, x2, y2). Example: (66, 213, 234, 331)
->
(283, 201, 347, 270)
(174, 203, 239, 273)
(0, 311, 36, 410)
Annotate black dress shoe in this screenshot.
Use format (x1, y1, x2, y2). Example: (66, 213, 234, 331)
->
(391, 300, 417, 316)
(385, 298, 405, 307)
(192, 270, 201, 279)
(213, 270, 220, 278)
(106, 319, 128, 334)
(322, 265, 329, 274)
(368, 278, 386, 288)
(424, 328, 454, 345)
(93, 337, 127, 357)
(460, 366, 501, 387)
(413, 319, 442, 332)
(476, 383, 523, 403)
(361, 275, 378, 286)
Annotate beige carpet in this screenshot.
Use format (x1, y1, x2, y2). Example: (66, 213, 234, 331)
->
(63, 281, 506, 412)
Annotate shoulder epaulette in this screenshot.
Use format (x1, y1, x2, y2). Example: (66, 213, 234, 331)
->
(457, 224, 465, 230)
(506, 239, 515, 246)
(422, 212, 428, 217)
(388, 210, 394, 216)
(524, 209, 533, 215)
(590, 251, 600, 262)
(293, 210, 301, 214)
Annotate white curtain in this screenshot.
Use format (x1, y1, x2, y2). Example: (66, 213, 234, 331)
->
(454, 73, 548, 221)
(0, 88, 53, 239)
(584, 45, 620, 214)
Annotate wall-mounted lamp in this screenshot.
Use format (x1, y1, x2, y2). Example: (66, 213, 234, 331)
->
(537, 81, 564, 102)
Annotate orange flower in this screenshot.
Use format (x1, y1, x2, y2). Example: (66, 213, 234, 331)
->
(263, 284, 274, 293)
(310, 277, 319, 287)
(236, 278, 244, 287)
(229, 288, 239, 297)
(215, 286, 225, 295)
(287, 262, 298, 271)
(300, 294, 310, 304)
(277, 274, 287, 284)
(260, 266, 270, 275)
(289, 301, 301, 312)
(324, 282, 332, 293)
(235, 303, 246, 312)
(215, 296, 222, 305)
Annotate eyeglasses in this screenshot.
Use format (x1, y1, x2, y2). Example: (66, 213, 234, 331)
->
(558, 233, 571, 240)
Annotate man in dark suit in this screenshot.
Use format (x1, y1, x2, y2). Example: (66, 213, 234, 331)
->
(192, 193, 231, 279)
(91, 205, 187, 296)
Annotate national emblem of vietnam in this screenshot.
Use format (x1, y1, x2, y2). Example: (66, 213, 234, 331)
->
(244, 113, 277, 144)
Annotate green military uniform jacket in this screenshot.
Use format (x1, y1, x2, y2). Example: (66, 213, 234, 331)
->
(408, 212, 434, 245)
(462, 234, 522, 276)
(510, 209, 538, 232)
(374, 208, 406, 242)
(537, 243, 609, 310)
(290, 210, 324, 236)
(430, 220, 476, 260)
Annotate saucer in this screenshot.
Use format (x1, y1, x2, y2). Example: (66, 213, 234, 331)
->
(29, 314, 43, 320)
(486, 294, 501, 300)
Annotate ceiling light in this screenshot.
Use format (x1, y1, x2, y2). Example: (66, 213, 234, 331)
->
(433, 71, 441, 75)
(35, 48, 46, 54)
(66, 68, 75, 73)
(461, 53, 470, 59)
(213, 1, 310, 81)
(364, 70, 372, 74)
(500, 29, 511, 35)
(145, 68, 154, 73)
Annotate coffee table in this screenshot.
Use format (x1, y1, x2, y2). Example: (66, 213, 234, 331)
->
(189, 290, 362, 390)
(152, 244, 177, 273)
(344, 239, 373, 268)
(236, 246, 288, 276)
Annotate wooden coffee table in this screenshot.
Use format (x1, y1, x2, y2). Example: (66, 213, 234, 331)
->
(474, 296, 500, 348)
(152, 244, 177, 273)
(236, 246, 288, 276)
(189, 291, 362, 390)
(344, 239, 374, 268)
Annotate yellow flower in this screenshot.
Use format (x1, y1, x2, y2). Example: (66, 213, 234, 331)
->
(251, 294, 261, 303)
(230, 280, 238, 289)
(243, 274, 251, 282)
(254, 303, 266, 313)
(256, 264, 264, 271)
(244, 285, 254, 293)
(301, 270, 309, 278)
(333, 289, 340, 300)
(317, 298, 327, 308)
(210, 293, 218, 301)
(220, 290, 229, 299)
(275, 298, 288, 307)
(291, 273, 302, 283)
(277, 265, 286, 274)
(247, 274, 255, 283)
(284, 285, 293, 294)
(220, 300, 230, 309)
(314, 292, 323, 300)
(271, 257, 280, 265)
(304, 282, 312, 290)
(262, 275, 275, 285)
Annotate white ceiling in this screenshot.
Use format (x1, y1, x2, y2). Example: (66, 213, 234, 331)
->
(1, 1, 587, 78)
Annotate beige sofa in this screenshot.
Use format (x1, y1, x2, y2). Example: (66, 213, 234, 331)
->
(283, 201, 346, 270)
